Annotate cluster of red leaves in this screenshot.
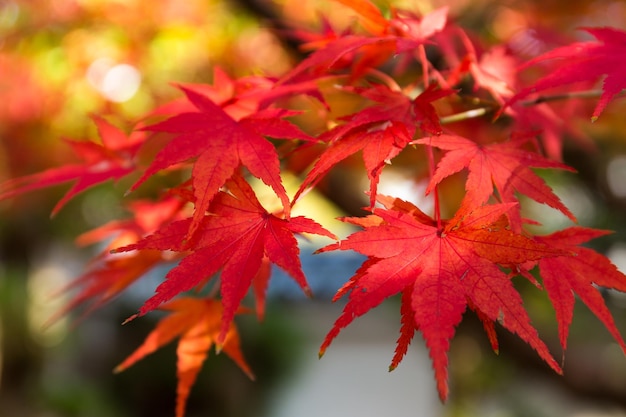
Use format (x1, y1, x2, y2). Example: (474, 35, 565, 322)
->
(2, 0, 626, 414)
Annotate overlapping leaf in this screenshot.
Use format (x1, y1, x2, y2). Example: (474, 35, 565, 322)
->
(114, 297, 253, 417)
(118, 174, 336, 342)
(45, 197, 184, 326)
(512, 103, 594, 162)
(533, 227, 626, 355)
(445, 44, 518, 104)
(294, 84, 453, 207)
(132, 86, 314, 238)
(509, 27, 626, 120)
(0, 116, 144, 215)
(414, 133, 576, 230)
(280, 2, 448, 84)
(319, 197, 566, 400)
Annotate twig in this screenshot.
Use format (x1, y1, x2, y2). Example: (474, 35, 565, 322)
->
(438, 88, 622, 125)
(519, 89, 606, 105)
(440, 107, 492, 124)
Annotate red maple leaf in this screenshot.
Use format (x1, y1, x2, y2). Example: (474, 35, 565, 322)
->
(280, 34, 400, 84)
(118, 174, 336, 342)
(45, 197, 185, 326)
(114, 297, 254, 417)
(131, 86, 314, 238)
(508, 27, 626, 121)
(533, 227, 626, 355)
(294, 84, 453, 207)
(280, 3, 448, 84)
(511, 102, 594, 162)
(318, 197, 566, 400)
(446, 43, 518, 104)
(414, 133, 576, 230)
(0, 115, 143, 216)
(149, 67, 275, 121)
(150, 66, 323, 122)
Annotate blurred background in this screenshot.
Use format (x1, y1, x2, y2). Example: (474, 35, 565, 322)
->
(1, 0, 626, 416)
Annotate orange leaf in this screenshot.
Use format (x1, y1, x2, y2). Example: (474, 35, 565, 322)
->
(333, 0, 389, 34)
(114, 297, 254, 417)
(45, 198, 183, 327)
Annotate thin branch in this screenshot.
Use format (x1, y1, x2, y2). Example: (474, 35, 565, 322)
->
(439, 88, 625, 125)
(364, 68, 403, 92)
(440, 107, 492, 124)
(520, 89, 606, 105)
(425, 136, 441, 227)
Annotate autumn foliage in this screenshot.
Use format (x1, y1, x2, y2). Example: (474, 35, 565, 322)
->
(3, 1, 626, 416)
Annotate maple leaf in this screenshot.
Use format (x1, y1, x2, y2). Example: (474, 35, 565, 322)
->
(533, 227, 626, 356)
(288, 13, 345, 52)
(446, 44, 518, 104)
(512, 102, 594, 162)
(45, 197, 184, 327)
(131, 86, 314, 238)
(148, 66, 323, 122)
(180, 69, 323, 118)
(294, 84, 453, 207)
(334, 0, 449, 40)
(280, 34, 399, 84)
(414, 133, 576, 230)
(114, 297, 254, 417)
(470, 46, 518, 102)
(118, 174, 336, 342)
(441, 38, 593, 162)
(333, 0, 390, 35)
(252, 255, 272, 322)
(318, 197, 566, 400)
(0, 115, 143, 216)
(150, 67, 274, 121)
(508, 27, 626, 121)
(280, 4, 448, 84)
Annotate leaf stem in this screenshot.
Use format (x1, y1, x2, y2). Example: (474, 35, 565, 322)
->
(365, 68, 402, 92)
(418, 44, 429, 87)
(426, 137, 441, 228)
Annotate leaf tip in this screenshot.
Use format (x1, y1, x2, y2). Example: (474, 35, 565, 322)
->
(121, 313, 138, 325)
(303, 285, 313, 298)
(438, 389, 449, 403)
